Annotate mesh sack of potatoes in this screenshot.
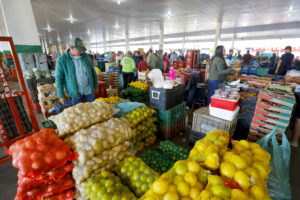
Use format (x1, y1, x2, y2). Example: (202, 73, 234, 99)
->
(72, 141, 135, 185)
(49, 101, 112, 138)
(65, 118, 133, 164)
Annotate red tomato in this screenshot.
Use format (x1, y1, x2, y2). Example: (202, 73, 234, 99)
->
(55, 151, 66, 160)
(44, 154, 54, 164)
(25, 140, 36, 149)
(65, 179, 74, 186)
(37, 143, 48, 152)
(31, 161, 42, 170)
(30, 152, 42, 161)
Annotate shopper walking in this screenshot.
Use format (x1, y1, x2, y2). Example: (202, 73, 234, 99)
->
(147, 49, 157, 69)
(207, 45, 240, 105)
(243, 50, 252, 65)
(169, 51, 177, 66)
(275, 46, 295, 76)
(156, 50, 164, 71)
(163, 53, 169, 72)
(121, 51, 136, 89)
(56, 37, 99, 106)
(226, 49, 234, 61)
(270, 53, 277, 67)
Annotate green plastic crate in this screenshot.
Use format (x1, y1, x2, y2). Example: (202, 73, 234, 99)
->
(257, 68, 269, 76)
(42, 120, 57, 129)
(156, 102, 186, 126)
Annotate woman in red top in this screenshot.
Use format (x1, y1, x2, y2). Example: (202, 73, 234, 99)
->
(164, 53, 169, 72)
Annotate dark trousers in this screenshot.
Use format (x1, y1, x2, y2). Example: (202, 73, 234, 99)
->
(122, 72, 134, 89)
(207, 79, 221, 105)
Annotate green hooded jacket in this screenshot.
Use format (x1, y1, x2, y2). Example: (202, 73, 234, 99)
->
(55, 49, 98, 98)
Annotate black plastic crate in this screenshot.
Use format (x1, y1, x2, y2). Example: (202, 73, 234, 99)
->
(29, 90, 39, 103)
(25, 77, 55, 91)
(0, 96, 33, 139)
(150, 84, 185, 110)
(189, 130, 206, 146)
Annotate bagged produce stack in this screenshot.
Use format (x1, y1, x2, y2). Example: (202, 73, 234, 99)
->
(249, 90, 295, 142)
(141, 130, 272, 200)
(122, 106, 157, 151)
(5, 128, 77, 200)
(85, 171, 137, 200)
(142, 150, 175, 174)
(49, 100, 112, 138)
(64, 118, 136, 199)
(114, 156, 160, 197)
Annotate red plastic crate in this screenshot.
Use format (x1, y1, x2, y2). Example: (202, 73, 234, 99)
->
(180, 73, 192, 84)
(95, 81, 107, 98)
(178, 61, 185, 68)
(210, 97, 238, 111)
(173, 61, 180, 69)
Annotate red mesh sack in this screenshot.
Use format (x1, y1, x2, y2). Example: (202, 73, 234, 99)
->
(6, 128, 77, 177)
(44, 190, 74, 200)
(18, 163, 74, 183)
(15, 174, 75, 200)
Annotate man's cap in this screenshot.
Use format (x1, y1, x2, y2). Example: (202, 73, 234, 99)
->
(70, 37, 87, 52)
(285, 46, 292, 51)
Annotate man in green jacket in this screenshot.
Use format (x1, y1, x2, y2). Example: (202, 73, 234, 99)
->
(56, 37, 98, 105)
(147, 49, 157, 69)
(121, 51, 136, 89)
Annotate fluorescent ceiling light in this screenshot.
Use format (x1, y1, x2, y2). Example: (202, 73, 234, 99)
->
(117, 0, 121, 5)
(70, 33, 73, 39)
(66, 14, 77, 23)
(113, 24, 120, 30)
(87, 29, 90, 35)
(46, 24, 52, 32)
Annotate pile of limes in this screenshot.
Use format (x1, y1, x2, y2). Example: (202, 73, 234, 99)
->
(142, 150, 174, 174)
(85, 170, 137, 200)
(158, 140, 189, 162)
(114, 156, 160, 197)
(122, 106, 155, 128)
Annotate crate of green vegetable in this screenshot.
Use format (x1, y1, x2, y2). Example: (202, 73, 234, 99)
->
(141, 150, 174, 174)
(158, 140, 189, 161)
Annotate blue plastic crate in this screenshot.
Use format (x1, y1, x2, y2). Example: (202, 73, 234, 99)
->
(249, 67, 258, 75)
(241, 66, 250, 75)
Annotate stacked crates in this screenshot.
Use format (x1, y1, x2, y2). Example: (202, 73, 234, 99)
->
(248, 90, 295, 142)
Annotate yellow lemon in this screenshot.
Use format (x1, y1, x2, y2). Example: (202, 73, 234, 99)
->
(204, 153, 219, 171)
(163, 191, 179, 200)
(184, 172, 197, 187)
(177, 182, 190, 197)
(174, 175, 184, 186)
(198, 190, 212, 200)
(208, 175, 224, 186)
(189, 187, 200, 199)
(249, 185, 265, 199)
(168, 184, 177, 192)
(245, 167, 260, 182)
(195, 182, 204, 190)
(198, 170, 209, 185)
(153, 178, 169, 195)
(196, 142, 207, 152)
(234, 170, 250, 191)
(249, 142, 261, 150)
(161, 173, 173, 183)
(223, 152, 235, 162)
(211, 185, 231, 198)
(231, 155, 247, 170)
(188, 161, 201, 173)
(252, 162, 268, 180)
(239, 152, 252, 165)
(231, 189, 249, 200)
(220, 161, 237, 179)
(206, 145, 219, 155)
(175, 162, 187, 176)
(239, 140, 251, 150)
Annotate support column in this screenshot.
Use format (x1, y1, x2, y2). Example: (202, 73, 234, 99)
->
(231, 33, 237, 49)
(159, 23, 164, 50)
(182, 37, 186, 54)
(125, 29, 129, 52)
(0, 0, 42, 53)
(102, 31, 107, 53)
(214, 21, 222, 50)
(149, 36, 153, 49)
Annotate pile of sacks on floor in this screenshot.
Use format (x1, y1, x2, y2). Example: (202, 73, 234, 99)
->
(6, 128, 77, 200)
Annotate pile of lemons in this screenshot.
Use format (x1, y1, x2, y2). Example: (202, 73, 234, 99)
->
(129, 81, 149, 91)
(96, 96, 125, 104)
(122, 106, 155, 128)
(140, 130, 272, 200)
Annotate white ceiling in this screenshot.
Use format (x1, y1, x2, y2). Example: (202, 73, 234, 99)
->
(31, 0, 300, 45)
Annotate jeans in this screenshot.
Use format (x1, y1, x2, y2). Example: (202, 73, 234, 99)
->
(207, 79, 221, 105)
(71, 93, 95, 106)
(122, 72, 134, 89)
